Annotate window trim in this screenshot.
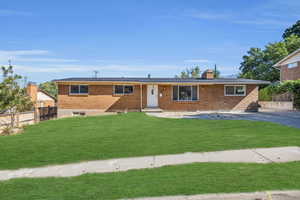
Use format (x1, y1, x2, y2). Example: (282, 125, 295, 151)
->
(287, 62, 298, 68)
(224, 85, 246, 96)
(113, 85, 134, 95)
(69, 84, 89, 95)
(171, 85, 199, 102)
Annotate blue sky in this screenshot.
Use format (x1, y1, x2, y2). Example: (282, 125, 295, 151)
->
(1, 0, 300, 83)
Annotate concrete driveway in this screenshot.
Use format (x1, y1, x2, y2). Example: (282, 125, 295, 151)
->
(148, 110, 300, 129)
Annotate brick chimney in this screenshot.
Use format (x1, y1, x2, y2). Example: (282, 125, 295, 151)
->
(202, 69, 214, 79)
(26, 82, 38, 103)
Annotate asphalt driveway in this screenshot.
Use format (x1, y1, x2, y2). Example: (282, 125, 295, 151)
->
(148, 110, 300, 129)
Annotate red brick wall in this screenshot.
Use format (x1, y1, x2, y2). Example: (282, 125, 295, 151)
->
(58, 84, 147, 111)
(58, 84, 259, 112)
(158, 85, 258, 111)
(280, 61, 300, 81)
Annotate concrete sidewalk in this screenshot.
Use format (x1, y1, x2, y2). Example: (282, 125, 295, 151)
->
(122, 190, 300, 200)
(0, 146, 299, 181)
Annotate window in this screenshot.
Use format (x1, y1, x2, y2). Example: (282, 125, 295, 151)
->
(70, 85, 89, 95)
(288, 62, 298, 68)
(224, 85, 246, 96)
(72, 112, 85, 116)
(114, 85, 134, 95)
(172, 85, 198, 101)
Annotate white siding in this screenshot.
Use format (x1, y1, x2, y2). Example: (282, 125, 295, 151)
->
(37, 91, 53, 101)
(281, 52, 300, 65)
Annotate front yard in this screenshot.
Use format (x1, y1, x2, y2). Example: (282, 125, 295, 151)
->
(1, 162, 300, 200)
(0, 112, 299, 170)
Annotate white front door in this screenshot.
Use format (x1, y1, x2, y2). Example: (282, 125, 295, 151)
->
(147, 85, 158, 107)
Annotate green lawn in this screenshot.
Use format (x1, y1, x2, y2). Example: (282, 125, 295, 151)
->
(0, 112, 299, 170)
(1, 162, 300, 200)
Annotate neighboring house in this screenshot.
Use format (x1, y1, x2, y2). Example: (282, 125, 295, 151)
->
(274, 48, 300, 82)
(26, 83, 56, 107)
(53, 70, 269, 118)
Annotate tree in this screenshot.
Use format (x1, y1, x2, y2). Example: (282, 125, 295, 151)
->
(39, 81, 58, 98)
(177, 66, 201, 78)
(283, 20, 300, 39)
(213, 64, 220, 78)
(0, 66, 33, 132)
(239, 35, 300, 82)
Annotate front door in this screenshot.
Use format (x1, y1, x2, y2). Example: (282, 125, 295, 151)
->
(147, 85, 158, 107)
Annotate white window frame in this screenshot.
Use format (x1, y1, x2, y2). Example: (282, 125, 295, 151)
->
(172, 85, 199, 102)
(69, 84, 89, 95)
(287, 62, 298, 68)
(113, 85, 134, 95)
(224, 85, 246, 96)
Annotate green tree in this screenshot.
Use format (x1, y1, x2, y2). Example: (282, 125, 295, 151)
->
(39, 81, 58, 98)
(213, 65, 220, 78)
(0, 66, 33, 131)
(239, 35, 300, 82)
(177, 66, 201, 78)
(283, 20, 300, 39)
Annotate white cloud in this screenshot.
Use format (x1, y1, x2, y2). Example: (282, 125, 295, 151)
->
(0, 50, 78, 63)
(0, 9, 32, 16)
(234, 19, 292, 26)
(14, 64, 181, 73)
(183, 10, 230, 20)
(184, 59, 211, 63)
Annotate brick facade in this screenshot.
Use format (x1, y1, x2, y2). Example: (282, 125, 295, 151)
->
(280, 61, 300, 81)
(57, 83, 259, 117)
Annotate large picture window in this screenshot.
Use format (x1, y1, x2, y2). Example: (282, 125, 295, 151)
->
(69, 85, 89, 95)
(114, 85, 134, 95)
(224, 85, 246, 96)
(172, 85, 198, 101)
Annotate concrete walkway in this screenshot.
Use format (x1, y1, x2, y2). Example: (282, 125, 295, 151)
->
(147, 110, 300, 129)
(122, 190, 300, 200)
(0, 146, 300, 181)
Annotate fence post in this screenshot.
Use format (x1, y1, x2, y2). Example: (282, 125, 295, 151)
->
(16, 113, 20, 127)
(34, 108, 40, 123)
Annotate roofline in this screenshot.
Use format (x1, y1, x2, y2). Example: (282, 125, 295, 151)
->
(274, 48, 300, 67)
(53, 80, 270, 85)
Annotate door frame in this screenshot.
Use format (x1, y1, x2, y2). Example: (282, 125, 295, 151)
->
(147, 84, 158, 107)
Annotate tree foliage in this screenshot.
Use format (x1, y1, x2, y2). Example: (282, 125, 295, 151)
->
(0, 66, 33, 130)
(283, 20, 300, 39)
(39, 81, 58, 98)
(259, 80, 300, 109)
(176, 66, 201, 78)
(239, 35, 300, 82)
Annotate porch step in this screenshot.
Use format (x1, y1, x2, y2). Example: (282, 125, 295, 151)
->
(142, 107, 163, 113)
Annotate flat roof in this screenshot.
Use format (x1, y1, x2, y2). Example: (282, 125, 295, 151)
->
(53, 77, 270, 85)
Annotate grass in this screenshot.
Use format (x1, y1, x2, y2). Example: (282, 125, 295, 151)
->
(0, 112, 299, 170)
(1, 162, 300, 200)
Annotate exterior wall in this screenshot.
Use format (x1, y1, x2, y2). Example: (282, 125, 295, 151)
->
(37, 91, 55, 107)
(57, 84, 147, 117)
(57, 83, 259, 117)
(259, 101, 294, 111)
(280, 61, 300, 81)
(158, 84, 258, 111)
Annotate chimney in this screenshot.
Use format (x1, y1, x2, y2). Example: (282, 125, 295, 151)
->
(26, 82, 38, 103)
(202, 69, 214, 79)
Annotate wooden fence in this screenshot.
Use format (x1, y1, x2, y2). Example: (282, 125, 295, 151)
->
(0, 111, 35, 131)
(38, 106, 57, 121)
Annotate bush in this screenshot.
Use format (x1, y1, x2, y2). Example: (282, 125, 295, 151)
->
(258, 83, 279, 101)
(260, 80, 300, 109)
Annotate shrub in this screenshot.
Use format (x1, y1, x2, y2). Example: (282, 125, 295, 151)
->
(261, 80, 300, 109)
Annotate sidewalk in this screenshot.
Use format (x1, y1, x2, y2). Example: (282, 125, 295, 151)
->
(122, 190, 300, 200)
(0, 146, 299, 181)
